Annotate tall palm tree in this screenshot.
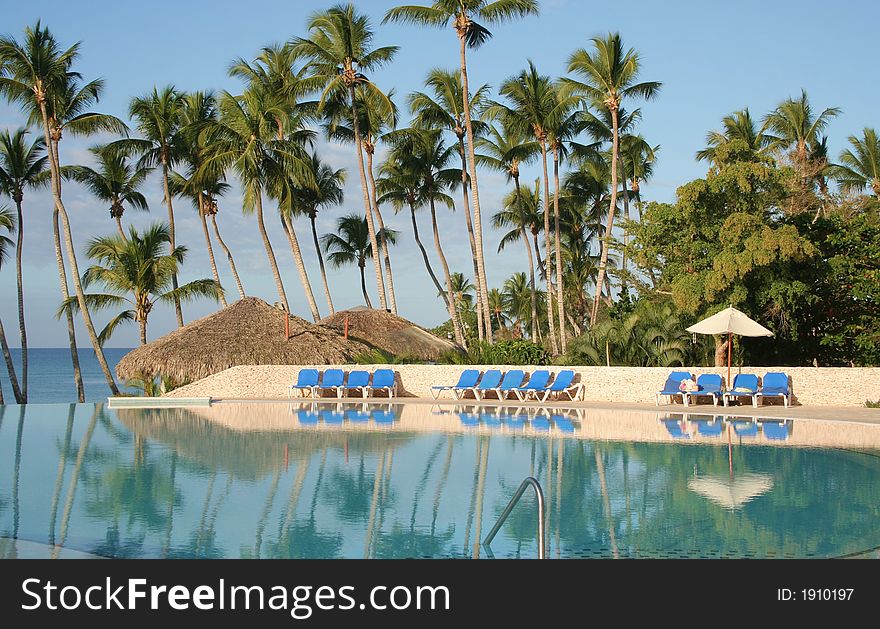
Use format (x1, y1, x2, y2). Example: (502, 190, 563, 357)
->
(63, 145, 150, 238)
(0, 206, 23, 404)
(409, 68, 491, 339)
(0, 22, 124, 396)
(384, 0, 540, 343)
(202, 89, 313, 314)
(617, 133, 657, 291)
(323, 84, 400, 314)
(292, 3, 398, 311)
(477, 121, 539, 338)
(0, 128, 47, 403)
(502, 271, 542, 337)
(295, 152, 345, 315)
(487, 61, 562, 352)
(487, 288, 508, 333)
(764, 90, 840, 178)
(562, 32, 661, 325)
(695, 108, 772, 165)
(447, 271, 475, 314)
(60, 223, 222, 345)
(112, 86, 187, 326)
(322, 213, 398, 308)
(833, 128, 880, 199)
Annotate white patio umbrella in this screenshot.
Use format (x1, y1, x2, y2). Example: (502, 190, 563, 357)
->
(687, 472, 774, 510)
(686, 306, 773, 387)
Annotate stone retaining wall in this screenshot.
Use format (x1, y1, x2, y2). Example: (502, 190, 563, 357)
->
(168, 364, 880, 407)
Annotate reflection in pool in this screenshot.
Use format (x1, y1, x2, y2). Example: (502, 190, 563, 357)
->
(1, 402, 879, 559)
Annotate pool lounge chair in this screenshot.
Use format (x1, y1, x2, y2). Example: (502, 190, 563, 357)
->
(367, 369, 397, 398)
(431, 369, 480, 400)
(342, 370, 370, 398)
(693, 416, 724, 437)
(757, 372, 791, 407)
(662, 418, 691, 439)
(488, 370, 526, 400)
(655, 371, 693, 405)
(471, 369, 504, 400)
(732, 419, 759, 437)
(296, 408, 320, 425)
(537, 369, 584, 402)
(315, 369, 345, 398)
(288, 368, 320, 399)
(683, 374, 724, 407)
(723, 374, 760, 408)
(513, 370, 553, 401)
(761, 420, 790, 440)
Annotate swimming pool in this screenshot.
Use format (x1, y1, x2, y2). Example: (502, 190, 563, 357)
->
(1, 402, 879, 559)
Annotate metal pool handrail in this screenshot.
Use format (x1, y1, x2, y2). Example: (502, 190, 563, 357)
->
(482, 476, 545, 559)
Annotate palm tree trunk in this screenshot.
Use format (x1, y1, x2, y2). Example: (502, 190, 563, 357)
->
(0, 374, 4, 404)
(52, 208, 85, 402)
(350, 87, 387, 310)
(621, 178, 630, 295)
(210, 214, 245, 300)
(458, 35, 492, 343)
(253, 189, 289, 313)
(43, 116, 119, 396)
(114, 216, 126, 240)
(512, 173, 538, 341)
(13, 199, 27, 402)
(552, 145, 566, 352)
(540, 139, 559, 354)
(160, 161, 184, 326)
(309, 214, 334, 315)
(198, 193, 227, 308)
(457, 139, 485, 342)
(139, 318, 147, 345)
(0, 317, 22, 403)
(48, 404, 75, 546)
(591, 107, 620, 326)
(409, 205, 449, 307)
(430, 199, 467, 348)
(358, 261, 373, 309)
(280, 213, 321, 321)
(366, 149, 397, 314)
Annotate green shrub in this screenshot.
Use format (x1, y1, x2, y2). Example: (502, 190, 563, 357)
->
(440, 339, 549, 366)
(866, 400, 880, 408)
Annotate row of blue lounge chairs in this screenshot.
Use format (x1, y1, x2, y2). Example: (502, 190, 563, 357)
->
(288, 369, 397, 399)
(661, 415, 792, 441)
(431, 369, 584, 402)
(656, 372, 792, 408)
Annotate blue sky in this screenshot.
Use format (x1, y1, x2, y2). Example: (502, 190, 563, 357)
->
(1, 0, 877, 348)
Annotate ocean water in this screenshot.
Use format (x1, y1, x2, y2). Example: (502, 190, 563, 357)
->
(0, 348, 136, 403)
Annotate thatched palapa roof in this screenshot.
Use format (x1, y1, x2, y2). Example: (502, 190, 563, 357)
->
(116, 297, 370, 383)
(319, 307, 461, 361)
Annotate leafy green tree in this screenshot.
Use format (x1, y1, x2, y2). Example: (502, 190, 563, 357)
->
(0, 128, 47, 402)
(0, 206, 22, 403)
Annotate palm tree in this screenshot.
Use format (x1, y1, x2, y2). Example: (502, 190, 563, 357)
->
(112, 86, 187, 326)
(764, 90, 840, 178)
(292, 3, 398, 311)
(384, 0, 540, 343)
(833, 128, 880, 199)
(322, 213, 398, 308)
(323, 84, 400, 314)
(562, 32, 661, 325)
(617, 133, 657, 291)
(487, 288, 508, 333)
(409, 68, 491, 339)
(487, 61, 562, 352)
(63, 145, 149, 238)
(60, 223, 222, 345)
(696, 109, 772, 165)
(0, 128, 47, 403)
(477, 121, 539, 338)
(202, 89, 313, 313)
(0, 206, 23, 404)
(447, 271, 475, 314)
(502, 271, 542, 338)
(0, 22, 124, 396)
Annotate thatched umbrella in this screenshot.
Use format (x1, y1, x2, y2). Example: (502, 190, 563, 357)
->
(116, 298, 371, 383)
(320, 307, 461, 361)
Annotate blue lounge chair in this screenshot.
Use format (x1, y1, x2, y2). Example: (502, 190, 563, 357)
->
(514, 370, 553, 401)
(296, 409, 320, 425)
(371, 408, 396, 424)
(537, 369, 584, 402)
(288, 369, 319, 399)
(693, 417, 724, 437)
(431, 369, 481, 399)
(487, 370, 526, 400)
(531, 416, 551, 432)
(662, 418, 690, 439)
(345, 409, 370, 423)
(458, 412, 479, 427)
(480, 413, 503, 428)
(723, 374, 760, 408)
(761, 420, 790, 441)
(314, 369, 345, 397)
(471, 370, 503, 400)
(503, 413, 527, 430)
(732, 419, 758, 438)
(320, 409, 344, 424)
(683, 374, 724, 407)
(552, 415, 576, 434)
(367, 369, 396, 398)
(655, 371, 693, 405)
(757, 372, 791, 407)
(343, 370, 370, 398)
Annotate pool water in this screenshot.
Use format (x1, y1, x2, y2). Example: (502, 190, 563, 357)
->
(1, 402, 879, 559)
